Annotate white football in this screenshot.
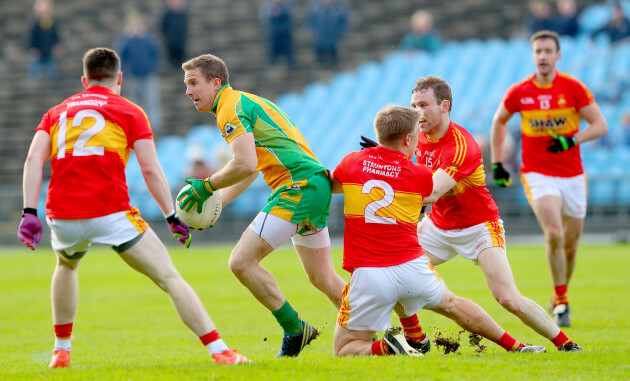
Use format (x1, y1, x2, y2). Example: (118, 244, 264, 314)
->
(175, 184, 222, 229)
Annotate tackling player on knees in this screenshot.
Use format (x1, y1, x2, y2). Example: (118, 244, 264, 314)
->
(332, 105, 547, 357)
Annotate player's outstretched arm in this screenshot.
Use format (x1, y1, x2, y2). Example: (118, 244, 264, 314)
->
(208, 132, 258, 189)
(490, 104, 514, 187)
(218, 172, 258, 206)
(19, 130, 50, 250)
(422, 169, 457, 205)
(135, 139, 191, 246)
(135, 139, 174, 215)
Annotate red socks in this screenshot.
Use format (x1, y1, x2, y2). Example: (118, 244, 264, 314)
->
(551, 331, 571, 348)
(199, 330, 221, 346)
(54, 323, 73, 339)
(497, 332, 523, 351)
(371, 340, 390, 356)
(399, 315, 426, 342)
(553, 284, 569, 306)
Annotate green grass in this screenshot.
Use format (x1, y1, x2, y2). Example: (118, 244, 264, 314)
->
(1, 243, 629, 380)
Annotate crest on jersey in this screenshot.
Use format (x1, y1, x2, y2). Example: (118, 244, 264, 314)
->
(224, 122, 238, 136)
(558, 95, 567, 107)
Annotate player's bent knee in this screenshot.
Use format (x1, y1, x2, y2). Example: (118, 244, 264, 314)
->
(228, 254, 249, 278)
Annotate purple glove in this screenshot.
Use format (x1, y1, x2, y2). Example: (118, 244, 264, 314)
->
(18, 212, 42, 250)
(167, 213, 191, 248)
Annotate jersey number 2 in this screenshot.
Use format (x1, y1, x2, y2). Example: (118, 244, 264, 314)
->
(362, 179, 396, 225)
(56, 109, 106, 159)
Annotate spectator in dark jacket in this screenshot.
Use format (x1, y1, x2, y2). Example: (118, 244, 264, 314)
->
(592, 3, 630, 44)
(553, 0, 580, 37)
(306, 0, 350, 67)
(260, 0, 295, 69)
(28, 0, 63, 82)
(117, 12, 163, 132)
(161, 0, 188, 68)
(526, 0, 555, 36)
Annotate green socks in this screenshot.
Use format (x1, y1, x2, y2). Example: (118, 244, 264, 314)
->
(272, 300, 302, 335)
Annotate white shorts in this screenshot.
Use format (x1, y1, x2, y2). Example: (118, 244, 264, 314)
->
(46, 208, 148, 259)
(521, 172, 587, 218)
(336, 256, 444, 332)
(248, 212, 331, 250)
(418, 215, 506, 265)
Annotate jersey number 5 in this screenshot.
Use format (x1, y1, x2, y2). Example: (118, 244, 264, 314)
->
(362, 179, 396, 225)
(56, 109, 106, 159)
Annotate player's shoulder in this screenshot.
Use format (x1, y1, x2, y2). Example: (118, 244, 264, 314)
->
(556, 71, 591, 90)
(451, 122, 481, 155)
(508, 73, 536, 92)
(340, 149, 366, 164)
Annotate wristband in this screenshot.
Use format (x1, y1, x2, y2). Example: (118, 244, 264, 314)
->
(166, 213, 178, 224)
(206, 178, 217, 192)
(23, 208, 38, 217)
(164, 209, 176, 219)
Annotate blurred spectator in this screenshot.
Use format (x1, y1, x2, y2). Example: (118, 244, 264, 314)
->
(553, 0, 580, 37)
(259, 0, 295, 69)
(526, 0, 555, 36)
(399, 9, 441, 53)
(591, 2, 630, 44)
(186, 158, 214, 179)
(118, 12, 163, 132)
(161, 0, 188, 68)
(28, 0, 63, 83)
(306, 0, 350, 68)
(623, 112, 630, 146)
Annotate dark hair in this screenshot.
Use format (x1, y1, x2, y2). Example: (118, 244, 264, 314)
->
(530, 30, 561, 51)
(82, 47, 120, 83)
(182, 54, 230, 85)
(412, 75, 452, 112)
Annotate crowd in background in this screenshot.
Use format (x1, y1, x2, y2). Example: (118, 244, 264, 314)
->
(23, 0, 630, 183)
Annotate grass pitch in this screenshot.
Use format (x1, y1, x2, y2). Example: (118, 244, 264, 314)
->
(0, 242, 628, 380)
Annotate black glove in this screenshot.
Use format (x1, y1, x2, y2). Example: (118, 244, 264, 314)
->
(492, 163, 512, 188)
(546, 129, 578, 153)
(359, 135, 379, 150)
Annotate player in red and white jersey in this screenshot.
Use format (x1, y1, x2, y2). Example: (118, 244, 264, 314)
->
(408, 75, 580, 352)
(332, 105, 548, 357)
(17, 47, 251, 367)
(490, 30, 607, 327)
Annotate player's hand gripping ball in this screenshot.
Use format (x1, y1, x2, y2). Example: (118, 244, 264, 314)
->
(176, 184, 222, 229)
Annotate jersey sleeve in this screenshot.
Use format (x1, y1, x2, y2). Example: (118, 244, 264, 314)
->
(127, 106, 154, 144)
(571, 78, 595, 110)
(332, 152, 353, 185)
(35, 110, 53, 134)
(413, 164, 433, 197)
(502, 83, 521, 114)
(217, 95, 252, 144)
(438, 137, 477, 183)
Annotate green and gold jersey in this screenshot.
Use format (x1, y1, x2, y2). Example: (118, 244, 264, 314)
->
(211, 85, 326, 190)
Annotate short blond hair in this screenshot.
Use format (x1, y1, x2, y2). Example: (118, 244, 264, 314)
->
(374, 105, 422, 145)
(182, 54, 229, 85)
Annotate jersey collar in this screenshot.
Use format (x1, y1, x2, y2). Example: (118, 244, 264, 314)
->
(425, 121, 454, 143)
(85, 85, 114, 95)
(531, 71, 557, 89)
(374, 145, 408, 161)
(211, 84, 232, 114)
